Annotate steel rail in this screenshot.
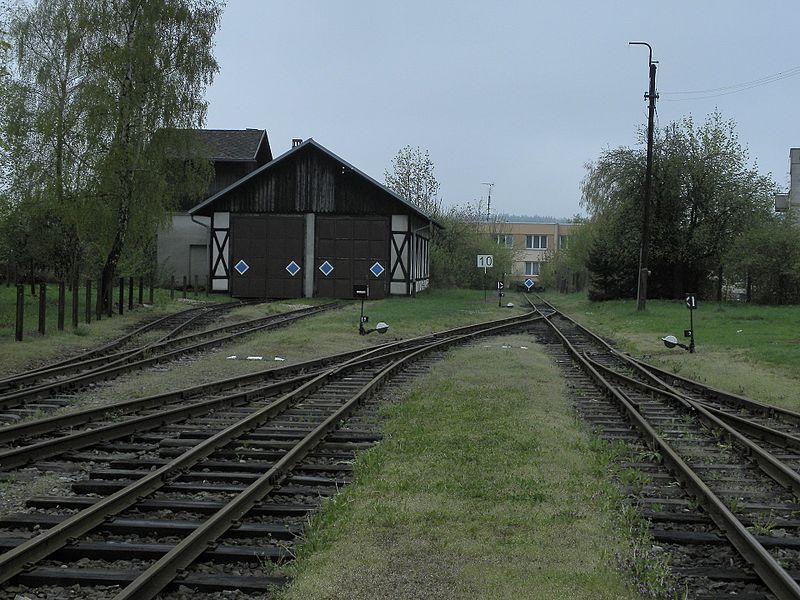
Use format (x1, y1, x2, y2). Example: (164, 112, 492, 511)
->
(536, 308, 800, 599)
(60, 302, 337, 383)
(0, 311, 541, 590)
(531, 293, 800, 460)
(0, 303, 334, 410)
(0, 308, 538, 445)
(627, 355, 800, 426)
(584, 353, 800, 497)
(0, 322, 530, 470)
(0, 301, 247, 387)
(580, 347, 800, 453)
(0, 372, 316, 470)
(0, 301, 311, 397)
(113, 312, 538, 599)
(526, 294, 800, 427)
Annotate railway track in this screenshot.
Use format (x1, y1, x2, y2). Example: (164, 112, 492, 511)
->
(525, 295, 800, 599)
(0, 302, 337, 422)
(0, 308, 541, 599)
(0, 301, 248, 388)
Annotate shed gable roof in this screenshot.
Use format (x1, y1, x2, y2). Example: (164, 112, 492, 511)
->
(188, 138, 441, 226)
(196, 129, 269, 162)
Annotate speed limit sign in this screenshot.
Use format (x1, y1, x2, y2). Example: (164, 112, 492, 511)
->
(476, 254, 494, 269)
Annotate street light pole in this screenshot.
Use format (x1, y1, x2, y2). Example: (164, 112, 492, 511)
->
(629, 41, 658, 311)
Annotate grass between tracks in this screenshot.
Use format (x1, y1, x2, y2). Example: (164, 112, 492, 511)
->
(281, 334, 639, 600)
(538, 292, 800, 412)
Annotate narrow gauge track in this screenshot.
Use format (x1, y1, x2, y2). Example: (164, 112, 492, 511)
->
(0, 309, 541, 599)
(526, 295, 800, 600)
(0, 303, 336, 421)
(0, 310, 535, 471)
(0, 300, 250, 389)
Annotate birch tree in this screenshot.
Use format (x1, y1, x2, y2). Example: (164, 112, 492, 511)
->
(384, 145, 441, 217)
(0, 0, 220, 307)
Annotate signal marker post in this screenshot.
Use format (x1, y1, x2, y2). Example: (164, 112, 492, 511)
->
(477, 254, 493, 303)
(685, 294, 697, 353)
(497, 280, 504, 307)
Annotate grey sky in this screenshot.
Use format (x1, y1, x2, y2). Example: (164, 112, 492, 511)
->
(205, 1, 799, 219)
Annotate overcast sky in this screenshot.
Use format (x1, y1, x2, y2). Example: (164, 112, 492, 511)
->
(205, 1, 800, 220)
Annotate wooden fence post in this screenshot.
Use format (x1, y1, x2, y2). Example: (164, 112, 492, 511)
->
(57, 281, 65, 331)
(138, 277, 143, 305)
(118, 277, 124, 315)
(72, 279, 79, 328)
(85, 279, 92, 324)
(149, 275, 154, 304)
(38, 283, 46, 335)
(128, 277, 134, 311)
(15, 284, 24, 341)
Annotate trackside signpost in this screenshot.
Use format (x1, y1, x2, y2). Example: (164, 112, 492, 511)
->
(477, 254, 493, 302)
(661, 293, 697, 353)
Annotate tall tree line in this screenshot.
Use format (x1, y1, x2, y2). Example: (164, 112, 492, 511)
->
(569, 110, 798, 303)
(0, 0, 221, 307)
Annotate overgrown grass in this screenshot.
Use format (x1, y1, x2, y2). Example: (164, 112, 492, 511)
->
(538, 292, 800, 411)
(281, 335, 642, 599)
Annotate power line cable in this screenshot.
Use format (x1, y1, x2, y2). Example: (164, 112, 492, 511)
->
(661, 65, 800, 101)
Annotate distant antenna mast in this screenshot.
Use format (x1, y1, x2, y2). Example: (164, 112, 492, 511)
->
(482, 182, 494, 221)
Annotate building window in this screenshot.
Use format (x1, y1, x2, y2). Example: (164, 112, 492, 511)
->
(495, 234, 513, 248)
(559, 235, 569, 250)
(525, 261, 540, 276)
(526, 234, 547, 249)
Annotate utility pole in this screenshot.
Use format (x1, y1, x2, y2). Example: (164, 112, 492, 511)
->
(482, 182, 494, 221)
(629, 41, 658, 312)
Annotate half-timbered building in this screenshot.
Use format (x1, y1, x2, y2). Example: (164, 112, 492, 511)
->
(188, 138, 438, 299)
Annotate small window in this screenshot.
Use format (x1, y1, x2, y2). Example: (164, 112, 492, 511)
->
(525, 261, 540, 276)
(559, 235, 569, 250)
(526, 234, 547, 250)
(495, 234, 513, 248)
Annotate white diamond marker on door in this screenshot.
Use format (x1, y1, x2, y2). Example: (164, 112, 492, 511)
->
(285, 261, 301, 276)
(318, 261, 334, 276)
(234, 260, 250, 275)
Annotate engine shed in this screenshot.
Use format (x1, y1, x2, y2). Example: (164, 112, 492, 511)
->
(188, 138, 439, 299)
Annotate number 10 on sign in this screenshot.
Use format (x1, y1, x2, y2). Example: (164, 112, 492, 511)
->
(477, 254, 494, 271)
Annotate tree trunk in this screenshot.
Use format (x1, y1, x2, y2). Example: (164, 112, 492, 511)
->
(746, 273, 752, 303)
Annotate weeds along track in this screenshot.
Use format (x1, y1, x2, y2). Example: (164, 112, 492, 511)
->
(526, 295, 800, 600)
(0, 302, 337, 420)
(0, 309, 540, 599)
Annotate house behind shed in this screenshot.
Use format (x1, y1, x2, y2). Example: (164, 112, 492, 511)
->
(156, 129, 272, 287)
(189, 138, 437, 299)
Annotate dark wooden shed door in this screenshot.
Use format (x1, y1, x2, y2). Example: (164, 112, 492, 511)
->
(230, 215, 304, 299)
(315, 216, 389, 299)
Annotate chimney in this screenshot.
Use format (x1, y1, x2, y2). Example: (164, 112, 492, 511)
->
(292, 138, 302, 148)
